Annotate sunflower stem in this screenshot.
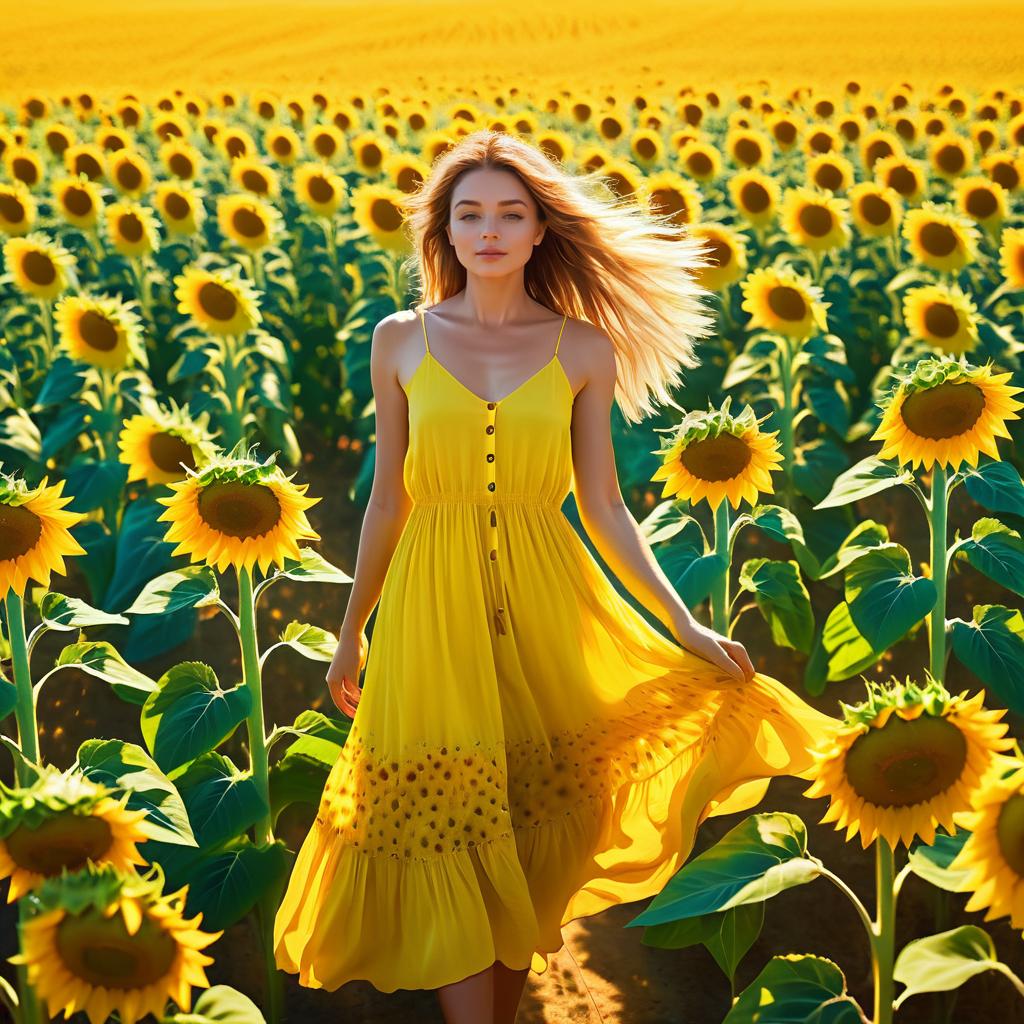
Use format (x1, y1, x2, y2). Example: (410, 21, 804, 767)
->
(36, 300, 54, 361)
(712, 500, 731, 636)
(873, 837, 896, 1024)
(777, 334, 796, 502)
(2, 591, 46, 1024)
(928, 463, 949, 682)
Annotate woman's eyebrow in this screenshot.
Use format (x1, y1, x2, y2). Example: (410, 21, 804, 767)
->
(453, 199, 528, 209)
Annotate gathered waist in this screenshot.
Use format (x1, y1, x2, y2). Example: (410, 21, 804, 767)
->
(411, 494, 562, 508)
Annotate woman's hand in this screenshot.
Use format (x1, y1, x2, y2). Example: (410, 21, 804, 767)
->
(326, 627, 369, 718)
(671, 613, 756, 685)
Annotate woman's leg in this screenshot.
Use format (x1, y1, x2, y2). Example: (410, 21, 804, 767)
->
(435, 962, 493, 1024)
(492, 961, 530, 1024)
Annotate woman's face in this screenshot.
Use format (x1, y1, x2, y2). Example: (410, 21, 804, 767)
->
(446, 167, 546, 275)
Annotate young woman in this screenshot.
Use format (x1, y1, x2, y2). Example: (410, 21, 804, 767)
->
(274, 130, 835, 1023)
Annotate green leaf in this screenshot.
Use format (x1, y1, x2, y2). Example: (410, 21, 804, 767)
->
(75, 738, 197, 847)
(275, 621, 337, 661)
(262, 547, 353, 587)
(747, 504, 806, 547)
(37, 592, 129, 631)
(815, 520, 891, 581)
(626, 812, 821, 926)
(725, 954, 868, 1023)
(140, 662, 253, 774)
(814, 456, 913, 510)
(174, 984, 268, 1023)
(123, 565, 221, 615)
(962, 459, 1024, 517)
(738, 559, 815, 653)
(893, 926, 1023, 1008)
(269, 751, 332, 828)
(174, 751, 268, 849)
(845, 546, 937, 651)
(959, 518, 1024, 597)
(704, 901, 765, 983)
(907, 828, 971, 892)
(792, 437, 850, 506)
(949, 604, 1024, 715)
(820, 602, 885, 682)
(52, 641, 159, 705)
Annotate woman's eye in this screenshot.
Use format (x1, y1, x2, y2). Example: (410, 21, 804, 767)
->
(460, 213, 522, 220)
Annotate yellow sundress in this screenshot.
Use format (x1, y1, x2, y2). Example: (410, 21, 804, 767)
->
(273, 306, 836, 993)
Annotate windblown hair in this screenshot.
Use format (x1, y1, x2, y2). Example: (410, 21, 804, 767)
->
(399, 129, 718, 424)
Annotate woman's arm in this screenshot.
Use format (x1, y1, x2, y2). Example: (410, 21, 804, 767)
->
(568, 324, 754, 684)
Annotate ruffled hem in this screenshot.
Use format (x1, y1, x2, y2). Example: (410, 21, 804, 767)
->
(273, 670, 834, 993)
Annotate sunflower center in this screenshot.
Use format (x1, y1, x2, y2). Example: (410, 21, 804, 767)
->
(117, 163, 143, 191)
(815, 165, 843, 192)
(370, 197, 403, 232)
(56, 906, 178, 987)
(308, 175, 335, 204)
(63, 186, 93, 217)
(860, 193, 892, 226)
(314, 135, 338, 158)
(74, 154, 103, 179)
(767, 284, 808, 322)
(996, 792, 1024, 877)
(920, 221, 958, 257)
(149, 433, 197, 474)
(844, 713, 967, 807)
(937, 144, 965, 175)
(23, 250, 57, 286)
(241, 169, 268, 194)
(164, 192, 190, 220)
(687, 151, 712, 176)
(360, 142, 383, 167)
(232, 207, 266, 238)
(272, 137, 292, 156)
(734, 138, 761, 166)
(0, 502, 42, 561)
(798, 203, 833, 237)
(705, 237, 732, 268)
(197, 281, 238, 322)
(740, 180, 769, 213)
(651, 188, 688, 224)
(922, 302, 959, 339)
(887, 165, 917, 197)
(4, 812, 112, 873)
(79, 310, 119, 351)
(118, 213, 143, 243)
(168, 153, 194, 178)
(0, 193, 26, 224)
(679, 432, 752, 482)
(197, 480, 282, 538)
(965, 187, 997, 220)
(900, 380, 985, 439)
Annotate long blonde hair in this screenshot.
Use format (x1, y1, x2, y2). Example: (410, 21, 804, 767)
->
(399, 129, 718, 425)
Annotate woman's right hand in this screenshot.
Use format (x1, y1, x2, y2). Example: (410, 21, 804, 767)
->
(326, 627, 368, 719)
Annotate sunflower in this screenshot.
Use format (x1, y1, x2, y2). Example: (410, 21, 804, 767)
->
(5, 146, 43, 189)
(629, 127, 665, 167)
(640, 171, 703, 232)
(154, 442, 321, 576)
(173, 264, 262, 337)
(107, 149, 153, 198)
(9, 860, 221, 1024)
(385, 151, 431, 195)
(726, 126, 773, 169)
(802, 673, 1013, 850)
(596, 157, 646, 202)
(872, 154, 927, 204)
(104, 200, 161, 258)
(154, 181, 205, 236)
(350, 182, 410, 252)
(848, 181, 902, 239)
(535, 128, 574, 166)
(52, 173, 103, 230)
(902, 284, 979, 356)
(216, 125, 256, 162)
(118, 397, 215, 485)
(780, 185, 851, 253)
(1000, 226, 1024, 291)
(871, 355, 1024, 471)
(728, 168, 782, 229)
(903, 201, 980, 274)
(0, 470, 86, 598)
(929, 131, 974, 181)
(806, 152, 855, 194)
(676, 139, 722, 183)
(0, 766, 151, 901)
(229, 155, 279, 198)
(294, 162, 347, 218)
(687, 223, 748, 292)
(308, 124, 346, 163)
(650, 396, 784, 512)
(2, 232, 77, 301)
(265, 124, 303, 165)
(949, 755, 1024, 928)
(954, 175, 1007, 237)
(216, 192, 281, 251)
(0, 180, 36, 235)
(63, 141, 105, 181)
(159, 138, 202, 181)
(351, 130, 389, 174)
(740, 265, 829, 340)
(53, 293, 145, 371)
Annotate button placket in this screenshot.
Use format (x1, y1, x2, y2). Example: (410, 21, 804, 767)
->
(485, 401, 507, 635)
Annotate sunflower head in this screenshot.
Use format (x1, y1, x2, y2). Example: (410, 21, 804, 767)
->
(9, 858, 222, 1024)
(999, 225, 1024, 291)
(650, 395, 784, 512)
(0, 765, 152, 902)
(802, 671, 1013, 849)
(54, 293, 146, 371)
(53, 173, 103, 230)
(118, 395, 217, 485)
(0, 180, 37, 236)
(105, 200, 161, 258)
(902, 284, 979, 356)
(780, 185, 852, 253)
(902, 200, 980, 273)
(107, 149, 153, 198)
(871, 354, 1024, 471)
(350, 182, 411, 252)
(154, 439, 321, 576)
(687, 224, 748, 292)
(739, 264, 830, 339)
(2, 231, 77, 301)
(228, 155, 279, 198)
(728, 168, 782, 227)
(848, 180, 902, 239)
(154, 181, 205, 236)
(216, 192, 281, 251)
(173, 263, 262, 337)
(295, 162, 347, 218)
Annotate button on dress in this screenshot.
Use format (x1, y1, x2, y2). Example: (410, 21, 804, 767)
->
(273, 306, 836, 993)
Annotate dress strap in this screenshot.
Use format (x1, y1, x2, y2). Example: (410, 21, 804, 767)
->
(554, 313, 567, 357)
(419, 308, 431, 355)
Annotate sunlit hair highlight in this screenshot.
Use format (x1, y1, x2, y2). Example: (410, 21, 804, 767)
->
(400, 129, 718, 424)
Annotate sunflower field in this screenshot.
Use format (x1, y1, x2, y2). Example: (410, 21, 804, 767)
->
(2, 40, 1024, 1024)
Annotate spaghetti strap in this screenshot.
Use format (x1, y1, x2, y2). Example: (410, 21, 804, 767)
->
(419, 308, 431, 355)
(554, 313, 567, 357)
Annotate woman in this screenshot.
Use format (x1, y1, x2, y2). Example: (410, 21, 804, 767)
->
(274, 130, 835, 1023)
